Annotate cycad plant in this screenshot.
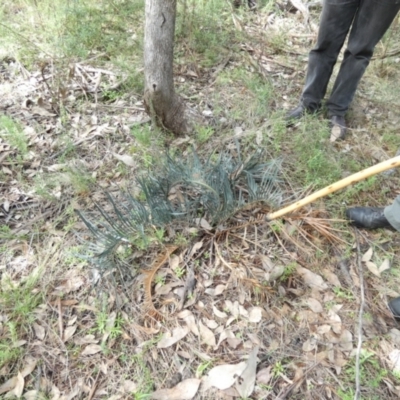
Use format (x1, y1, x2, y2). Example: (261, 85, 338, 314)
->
(76, 147, 283, 271)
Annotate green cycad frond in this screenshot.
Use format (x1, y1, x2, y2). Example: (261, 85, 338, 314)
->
(77, 148, 283, 270)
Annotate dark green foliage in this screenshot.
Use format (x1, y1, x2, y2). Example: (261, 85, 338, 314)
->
(77, 148, 283, 270)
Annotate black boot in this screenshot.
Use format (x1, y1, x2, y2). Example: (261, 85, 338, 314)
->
(389, 297, 400, 320)
(330, 115, 347, 140)
(286, 105, 308, 121)
(345, 207, 392, 229)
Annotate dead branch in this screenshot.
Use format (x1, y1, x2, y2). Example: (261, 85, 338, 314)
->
(354, 228, 365, 400)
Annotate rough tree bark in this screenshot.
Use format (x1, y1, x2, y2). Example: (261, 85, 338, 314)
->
(143, 0, 201, 135)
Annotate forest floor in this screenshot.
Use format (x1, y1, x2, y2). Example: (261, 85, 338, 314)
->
(1, 1, 400, 399)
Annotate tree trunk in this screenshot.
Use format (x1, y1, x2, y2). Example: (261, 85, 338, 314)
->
(143, 0, 201, 135)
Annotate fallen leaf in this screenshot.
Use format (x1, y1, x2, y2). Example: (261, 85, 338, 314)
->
(322, 269, 342, 287)
(67, 315, 78, 326)
(330, 125, 342, 142)
(12, 340, 27, 348)
(63, 325, 77, 342)
(248, 307, 263, 323)
(0, 378, 17, 395)
(227, 337, 242, 349)
(339, 329, 353, 352)
(238, 305, 249, 318)
(317, 325, 331, 335)
(194, 218, 212, 230)
(188, 241, 203, 258)
(21, 357, 37, 377)
(30, 106, 56, 117)
(214, 285, 226, 296)
(290, 0, 309, 23)
(112, 153, 135, 167)
(365, 261, 380, 277)
(302, 337, 317, 352)
(306, 298, 323, 313)
(74, 334, 98, 345)
(379, 259, 391, 274)
(389, 349, 400, 373)
(123, 380, 137, 394)
(55, 270, 85, 293)
(47, 163, 67, 172)
(157, 327, 190, 349)
(169, 255, 180, 270)
(297, 266, 328, 291)
(327, 305, 343, 334)
(212, 305, 228, 319)
(5, 372, 24, 398)
(178, 310, 199, 336)
(151, 378, 201, 400)
(33, 322, 46, 340)
(362, 247, 373, 262)
(217, 329, 235, 348)
(205, 319, 218, 330)
(199, 321, 216, 347)
(257, 366, 272, 385)
(235, 346, 259, 398)
(268, 265, 285, 281)
(81, 344, 102, 356)
(15, 373, 24, 397)
(203, 362, 247, 391)
(23, 390, 39, 400)
(260, 254, 275, 272)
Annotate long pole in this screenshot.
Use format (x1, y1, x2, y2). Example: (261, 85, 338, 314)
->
(267, 156, 400, 221)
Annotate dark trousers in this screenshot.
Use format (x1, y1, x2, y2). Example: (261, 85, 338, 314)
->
(302, 0, 400, 116)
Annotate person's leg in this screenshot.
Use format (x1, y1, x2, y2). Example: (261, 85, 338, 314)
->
(384, 195, 400, 232)
(300, 0, 360, 112)
(327, 0, 400, 116)
(383, 195, 400, 319)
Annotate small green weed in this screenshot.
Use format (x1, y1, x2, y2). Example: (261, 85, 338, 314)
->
(197, 126, 214, 143)
(196, 360, 213, 378)
(66, 167, 96, 196)
(131, 125, 153, 147)
(333, 287, 355, 301)
(280, 261, 297, 281)
(272, 360, 285, 377)
(342, 350, 388, 393)
(154, 275, 165, 285)
(174, 266, 186, 279)
(174, 233, 188, 247)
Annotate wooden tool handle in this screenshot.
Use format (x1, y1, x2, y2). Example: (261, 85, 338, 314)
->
(267, 155, 400, 221)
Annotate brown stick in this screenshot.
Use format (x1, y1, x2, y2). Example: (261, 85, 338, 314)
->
(267, 155, 400, 221)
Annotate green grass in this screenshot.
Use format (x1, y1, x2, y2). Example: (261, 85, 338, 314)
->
(0, 115, 28, 157)
(0, 267, 43, 368)
(0, 322, 23, 369)
(339, 350, 389, 399)
(176, 0, 241, 68)
(1, 271, 43, 320)
(0, 0, 144, 60)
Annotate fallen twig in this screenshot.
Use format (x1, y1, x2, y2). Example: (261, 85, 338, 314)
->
(354, 228, 365, 400)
